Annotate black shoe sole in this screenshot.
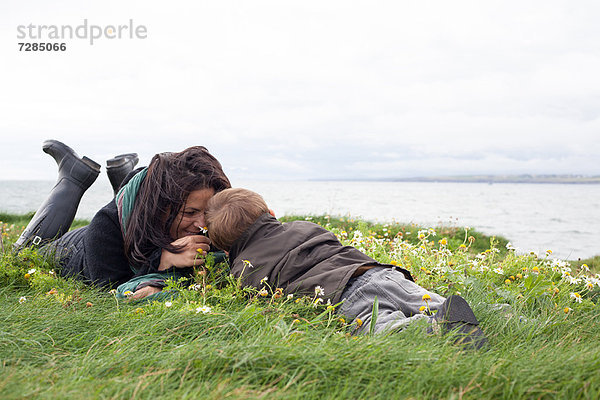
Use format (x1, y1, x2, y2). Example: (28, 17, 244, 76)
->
(433, 295, 489, 350)
(106, 153, 139, 168)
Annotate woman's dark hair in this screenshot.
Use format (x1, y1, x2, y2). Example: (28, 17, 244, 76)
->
(124, 146, 231, 270)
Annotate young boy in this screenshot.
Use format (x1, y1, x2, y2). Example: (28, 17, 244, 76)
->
(206, 188, 487, 348)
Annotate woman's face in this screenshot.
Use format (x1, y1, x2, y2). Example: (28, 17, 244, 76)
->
(169, 188, 215, 240)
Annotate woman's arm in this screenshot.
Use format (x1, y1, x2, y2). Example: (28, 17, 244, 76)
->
(80, 201, 136, 287)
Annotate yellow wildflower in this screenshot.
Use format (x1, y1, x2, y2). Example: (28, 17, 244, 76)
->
(532, 266, 540, 273)
(516, 273, 523, 279)
(24, 273, 31, 280)
(439, 238, 448, 246)
(564, 307, 571, 314)
(338, 317, 346, 324)
(258, 288, 268, 297)
(422, 294, 431, 301)
(581, 264, 590, 272)
(419, 305, 427, 313)
(570, 292, 582, 303)
(356, 318, 363, 327)
(86, 302, 93, 307)
(196, 248, 204, 254)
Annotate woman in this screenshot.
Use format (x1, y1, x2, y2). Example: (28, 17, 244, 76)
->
(15, 140, 231, 300)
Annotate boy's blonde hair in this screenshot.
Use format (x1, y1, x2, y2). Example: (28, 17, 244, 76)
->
(206, 188, 270, 252)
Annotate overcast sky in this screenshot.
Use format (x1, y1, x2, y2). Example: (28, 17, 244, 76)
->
(2, 0, 599, 181)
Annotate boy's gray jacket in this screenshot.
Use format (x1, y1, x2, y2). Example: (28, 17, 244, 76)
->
(227, 213, 414, 304)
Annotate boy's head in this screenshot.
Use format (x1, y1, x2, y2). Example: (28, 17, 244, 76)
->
(206, 188, 270, 252)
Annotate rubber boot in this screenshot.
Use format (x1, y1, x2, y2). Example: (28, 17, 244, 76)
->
(13, 140, 101, 250)
(106, 153, 139, 195)
(429, 295, 488, 350)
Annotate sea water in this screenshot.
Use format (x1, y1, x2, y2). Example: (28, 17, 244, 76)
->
(1, 179, 598, 260)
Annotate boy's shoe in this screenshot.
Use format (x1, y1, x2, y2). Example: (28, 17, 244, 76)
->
(429, 295, 488, 350)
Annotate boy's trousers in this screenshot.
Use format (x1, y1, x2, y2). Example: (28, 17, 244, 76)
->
(338, 267, 445, 334)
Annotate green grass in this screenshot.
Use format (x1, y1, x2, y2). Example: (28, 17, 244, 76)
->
(0, 212, 89, 232)
(573, 256, 600, 273)
(1, 214, 600, 399)
(279, 215, 510, 257)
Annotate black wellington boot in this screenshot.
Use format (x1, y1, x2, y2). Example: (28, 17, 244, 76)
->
(13, 140, 101, 250)
(430, 295, 489, 350)
(106, 153, 139, 195)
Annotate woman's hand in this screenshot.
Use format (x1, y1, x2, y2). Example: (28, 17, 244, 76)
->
(158, 235, 211, 271)
(130, 285, 162, 300)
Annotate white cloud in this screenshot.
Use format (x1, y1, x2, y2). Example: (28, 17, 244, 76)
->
(1, 0, 599, 180)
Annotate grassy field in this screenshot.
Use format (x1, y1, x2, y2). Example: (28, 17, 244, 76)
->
(1, 214, 600, 399)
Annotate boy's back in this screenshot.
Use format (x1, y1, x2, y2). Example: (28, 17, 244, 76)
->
(227, 213, 411, 303)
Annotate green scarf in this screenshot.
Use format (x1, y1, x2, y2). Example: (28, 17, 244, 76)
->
(116, 167, 148, 237)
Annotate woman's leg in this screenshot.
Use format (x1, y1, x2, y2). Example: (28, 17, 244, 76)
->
(42, 225, 88, 274)
(14, 140, 100, 249)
